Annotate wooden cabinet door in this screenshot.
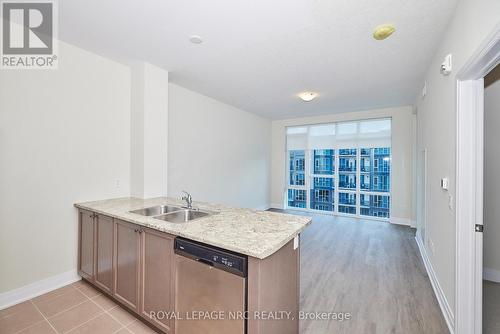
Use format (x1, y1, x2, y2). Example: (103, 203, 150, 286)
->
(78, 210, 95, 281)
(95, 214, 114, 294)
(114, 219, 141, 312)
(140, 228, 175, 332)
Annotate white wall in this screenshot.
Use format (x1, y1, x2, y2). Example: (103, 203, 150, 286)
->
(413, 0, 500, 316)
(130, 62, 169, 198)
(0, 54, 271, 297)
(270, 106, 415, 223)
(168, 83, 271, 209)
(484, 66, 500, 276)
(0, 40, 131, 293)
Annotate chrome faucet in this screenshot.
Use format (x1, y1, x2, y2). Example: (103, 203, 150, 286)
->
(181, 191, 193, 209)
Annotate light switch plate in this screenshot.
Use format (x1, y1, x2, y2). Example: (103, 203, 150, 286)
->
(441, 54, 452, 75)
(293, 236, 299, 250)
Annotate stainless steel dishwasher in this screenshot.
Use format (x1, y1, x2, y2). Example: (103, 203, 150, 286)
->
(174, 237, 247, 334)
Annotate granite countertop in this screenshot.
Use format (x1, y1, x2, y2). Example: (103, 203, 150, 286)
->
(74, 197, 312, 259)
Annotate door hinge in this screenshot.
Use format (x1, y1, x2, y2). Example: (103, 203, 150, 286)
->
(475, 224, 484, 233)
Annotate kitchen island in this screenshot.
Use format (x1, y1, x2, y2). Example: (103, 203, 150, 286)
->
(74, 197, 312, 334)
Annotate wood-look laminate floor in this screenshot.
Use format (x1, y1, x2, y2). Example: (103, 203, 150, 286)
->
(271, 209, 449, 334)
(484, 280, 500, 334)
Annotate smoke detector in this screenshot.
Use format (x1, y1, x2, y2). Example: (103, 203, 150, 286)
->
(189, 35, 203, 44)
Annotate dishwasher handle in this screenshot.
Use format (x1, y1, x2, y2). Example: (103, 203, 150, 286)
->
(196, 258, 215, 267)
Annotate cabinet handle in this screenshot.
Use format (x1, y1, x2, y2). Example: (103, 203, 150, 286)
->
(134, 228, 138, 233)
(139, 229, 143, 234)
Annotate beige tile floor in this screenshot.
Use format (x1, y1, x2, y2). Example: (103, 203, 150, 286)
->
(0, 280, 158, 334)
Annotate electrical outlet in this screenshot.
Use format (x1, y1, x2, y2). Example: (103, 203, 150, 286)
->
(448, 194, 453, 210)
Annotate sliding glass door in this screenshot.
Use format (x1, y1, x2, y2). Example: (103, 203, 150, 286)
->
(285, 119, 391, 220)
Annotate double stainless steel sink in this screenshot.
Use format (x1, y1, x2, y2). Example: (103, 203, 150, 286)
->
(129, 205, 214, 223)
(130, 205, 183, 216)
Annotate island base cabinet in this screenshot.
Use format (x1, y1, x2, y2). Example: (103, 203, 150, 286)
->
(78, 210, 301, 334)
(140, 229, 175, 333)
(247, 238, 300, 334)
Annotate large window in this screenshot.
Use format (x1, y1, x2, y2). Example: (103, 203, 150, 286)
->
(285, 119, 391, 219)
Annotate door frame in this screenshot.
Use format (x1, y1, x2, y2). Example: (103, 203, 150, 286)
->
(455, 24, 500, 334)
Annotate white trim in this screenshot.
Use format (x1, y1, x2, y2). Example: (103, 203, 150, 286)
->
(415, 236, 455, 334)
(457, 22, 500, 80)
(0, 270, 80, 310)
(269, 203, 284, 209)
(390, 217, 415, 227)
(456, 78, 484, 334)
(483, 268, 500, 283)
(455, 24, 499, 334)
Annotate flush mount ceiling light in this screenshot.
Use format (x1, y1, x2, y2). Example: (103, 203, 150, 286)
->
(298, 91, 318, 102)
(189, 35, 203, 44)
(373, 24, 396, 40)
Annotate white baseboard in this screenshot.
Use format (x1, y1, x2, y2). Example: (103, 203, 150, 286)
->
(390, 217, 415, 227)
(255, 204, 271, 211)
(484, 267, 500, 283)
(415, 236, 455, 334)
(269, 203, 284, 210)
(0, 270, 80, 310)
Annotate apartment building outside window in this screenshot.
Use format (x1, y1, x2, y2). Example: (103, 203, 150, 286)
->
(285, 119, 391, 220)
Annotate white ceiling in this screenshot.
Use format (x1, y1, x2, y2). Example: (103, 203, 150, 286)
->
(59, 0, 457, 119)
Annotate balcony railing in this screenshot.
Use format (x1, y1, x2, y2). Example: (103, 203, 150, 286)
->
(373, 168, 390, 173)
(338, 149, 357, 156)
(339, 182, 356, 188)
(339, 167, 356, 172)
(372, 203, 389, 209)
(372, 186, 390, 192)
(313, 198, 330, 204)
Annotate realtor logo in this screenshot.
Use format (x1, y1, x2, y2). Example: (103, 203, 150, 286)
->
(1, 0, 58, 69)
